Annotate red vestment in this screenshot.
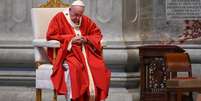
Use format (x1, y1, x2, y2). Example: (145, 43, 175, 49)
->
(46, 12, 111, 100)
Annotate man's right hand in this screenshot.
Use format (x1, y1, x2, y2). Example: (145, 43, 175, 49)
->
(72, 36, 87, 44)
(72, 36, 82, 44)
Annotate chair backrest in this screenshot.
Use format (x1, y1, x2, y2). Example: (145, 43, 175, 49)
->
(32, 8, 66, 39)
(165, 52, 192, 78)
(31, 8, 66, 62)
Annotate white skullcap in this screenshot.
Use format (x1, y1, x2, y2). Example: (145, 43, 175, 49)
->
(72, 0, 85, 7)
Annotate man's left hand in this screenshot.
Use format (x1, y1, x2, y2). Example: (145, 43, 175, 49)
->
(80, 37, 87, 44)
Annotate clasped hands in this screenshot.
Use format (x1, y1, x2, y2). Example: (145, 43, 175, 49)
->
(72, 36, 87, 44)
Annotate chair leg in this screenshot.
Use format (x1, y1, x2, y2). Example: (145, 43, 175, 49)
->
(168, 92, 176, 101)
(36, 89, 42, 101)
(166, 92, 169, 101)
(53, 90, 57, 101)
(176, 91, 182, 101)
(189, 92, 193, 101)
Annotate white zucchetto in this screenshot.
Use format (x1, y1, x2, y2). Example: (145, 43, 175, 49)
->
(72, 0, 85, 7)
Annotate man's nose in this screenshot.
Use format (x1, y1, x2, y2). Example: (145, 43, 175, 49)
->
(76, 16, 80, 20)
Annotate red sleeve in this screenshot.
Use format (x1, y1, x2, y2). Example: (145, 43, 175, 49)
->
(84, 18, 103, 54)
(46, 13, 73, 63)
(46, 13, 73, 43)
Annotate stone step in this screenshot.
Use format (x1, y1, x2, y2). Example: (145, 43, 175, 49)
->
(0, 86, 140, 101)
(0, 70, 35, 87)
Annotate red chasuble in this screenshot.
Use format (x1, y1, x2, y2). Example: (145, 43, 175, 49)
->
(46, 11, 111, 100)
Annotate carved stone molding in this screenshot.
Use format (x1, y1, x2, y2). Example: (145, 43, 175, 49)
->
(131, 0, 139, 24)
(12, 0, 27, 23)
(95, 0, 113, 23)
(0, 1, 5, 19)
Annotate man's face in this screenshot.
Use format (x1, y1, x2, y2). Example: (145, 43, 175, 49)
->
(69, 6, 84, 25)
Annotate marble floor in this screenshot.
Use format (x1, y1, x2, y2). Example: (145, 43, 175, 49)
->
(0, 86, 140, 101)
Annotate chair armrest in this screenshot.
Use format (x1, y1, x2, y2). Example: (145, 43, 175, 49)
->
(32, 39, 60, 48)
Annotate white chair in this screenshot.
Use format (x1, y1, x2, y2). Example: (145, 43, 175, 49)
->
(31, 8, 67, 101)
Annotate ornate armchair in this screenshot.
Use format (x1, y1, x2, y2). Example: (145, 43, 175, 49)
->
(165, 52, 201, 101)
(31, 8, 66, 101)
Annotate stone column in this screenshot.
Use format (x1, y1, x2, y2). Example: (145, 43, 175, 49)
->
(0, 0, 34, 67)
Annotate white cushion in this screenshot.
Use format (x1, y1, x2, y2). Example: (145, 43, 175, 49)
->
(36, 64, 53, 79)
(36, 64, 53, 89)
(36, 64, 69, 89)
(36, 80, 53, 89)
(38, 64, 53, 70)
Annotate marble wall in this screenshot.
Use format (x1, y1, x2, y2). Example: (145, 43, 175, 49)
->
(140, 0, 201, 43)
(0, 0, 200, 74)
(0, 0, 32, 41)
(139, 0, 201, 78)
(0, 0, 141, 71)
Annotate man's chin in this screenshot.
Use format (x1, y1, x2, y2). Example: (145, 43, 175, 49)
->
(75, 22, 79, 25)
(72, 21, 79, 24)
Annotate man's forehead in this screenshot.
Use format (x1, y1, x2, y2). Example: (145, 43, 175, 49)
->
(71, 5, 85, 11)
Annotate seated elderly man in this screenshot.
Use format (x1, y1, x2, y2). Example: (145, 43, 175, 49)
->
(46, 0, 111, 101)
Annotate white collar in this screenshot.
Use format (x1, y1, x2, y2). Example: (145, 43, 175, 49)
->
(63, 8, 82, 29)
